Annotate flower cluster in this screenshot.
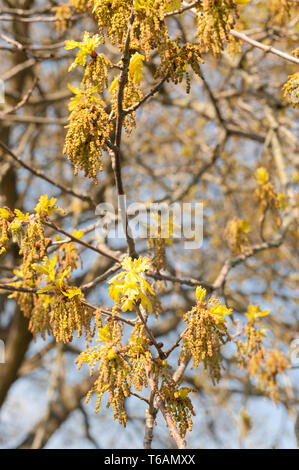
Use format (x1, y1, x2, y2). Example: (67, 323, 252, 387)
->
(236, 304, 289, 402)
(63, 32, 114, 182)
(127, 324, 152, 390)
(30, 251, 94, 343)
(224, 217, 251, 255)
(61, 0, 209, 182)
(161, 384, 196, 438)
(150, 358, 196, 438)
(180, 286, 232, 384)
(53, 3, 73, 32)
(93, 0, 132, 48)
(1, 196, 94, 343)
(65, 32, 102, 71)
(1, 200, 55, 337)
(282, 72, 299, 107)
(109, 52, 146, 133)
(266, 0, 291, 25)
(70, 0, 91, 12)
(0, 206, 22, 255)
(76, 319, 155, 425)
(50, 295, 94, 343)
(35, 194, 63, 218)
(2, 198, 54, 274)
(236, 303, 269, 371)
(156, 41, 204, 93)
(82, 53, 112, 92)
(147, 213, 175, 271)
(254, 167, 282, 225)
(56, 233, 81, 273)
(27, 294, 53, 340)
(64, 86, 112, 183)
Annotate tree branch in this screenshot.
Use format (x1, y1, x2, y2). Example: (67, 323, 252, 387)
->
(0, 139, 93, 205)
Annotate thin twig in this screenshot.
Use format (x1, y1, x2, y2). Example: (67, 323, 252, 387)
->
(0, 14, 79, 23)
(3, 77, 39, 115)
(0, 139, 93, 205)
(109, 7, 138, 259)
(230, 30, 299, 66)
(164, 0, 200, 18)
(166, 2, 299, 66)
(44, 219, 121, 263)
(135, 304, 166, 359)
(123, 75, 169, 115)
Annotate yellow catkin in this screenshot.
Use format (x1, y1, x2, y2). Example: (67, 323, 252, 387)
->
(76, 319, 131, 426)
(195, 0, 239, 56)
(64, 89, 112, 183)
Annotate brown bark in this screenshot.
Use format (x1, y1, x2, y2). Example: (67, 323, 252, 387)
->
(0, 0, 34, 408)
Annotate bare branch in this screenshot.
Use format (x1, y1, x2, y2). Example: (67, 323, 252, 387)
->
(0, 139, 93, 204)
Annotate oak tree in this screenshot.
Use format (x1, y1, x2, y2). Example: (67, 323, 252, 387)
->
(0, 0, 298, 449)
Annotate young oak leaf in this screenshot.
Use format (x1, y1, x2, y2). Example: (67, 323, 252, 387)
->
(65, 32, 102, 71)
(246, 303, 270, 321)
(129, 52, 145, 86)
(108, 256, 154, 312)
(109, 76, 119, 94)
(246, 303, 270, 336)
(35, 194, 64, 217)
